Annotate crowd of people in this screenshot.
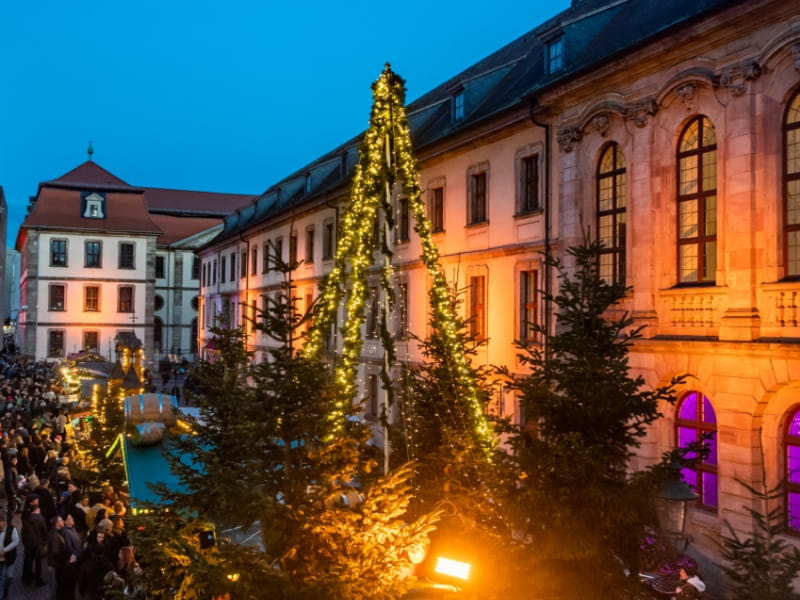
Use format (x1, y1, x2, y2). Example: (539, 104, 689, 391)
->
(0, 356, 143, 600)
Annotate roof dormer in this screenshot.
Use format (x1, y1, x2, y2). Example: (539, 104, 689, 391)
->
(81, 191, 106, 219)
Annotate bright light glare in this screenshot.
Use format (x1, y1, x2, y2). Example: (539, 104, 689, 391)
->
(434, 557, 471, 580)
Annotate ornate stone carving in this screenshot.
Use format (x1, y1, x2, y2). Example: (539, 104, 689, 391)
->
(624, 98, 658, 128)
(587, 113, 610, 137)
(793, 43, 800, 71)
(557, 126, 583, 152)
(717, 62, 761, 96)
(676, 83, 696, 110)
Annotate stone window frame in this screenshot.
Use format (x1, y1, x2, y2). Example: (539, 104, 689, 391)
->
(515, 144, 543, 215)
(466, 161, 490, 226)
(50, 238, 68, 267)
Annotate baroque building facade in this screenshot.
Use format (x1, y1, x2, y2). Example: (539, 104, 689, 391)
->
(15, 161, 253, 372)
(197, 0, 800, 578)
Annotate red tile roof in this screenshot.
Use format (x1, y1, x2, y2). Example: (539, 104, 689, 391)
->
(149, 213, 222, 247)
(18, 161, 255, 246)
(21, 186, 162, 234)
(143, 187, 255, 216)
(44, 161, 135, 190)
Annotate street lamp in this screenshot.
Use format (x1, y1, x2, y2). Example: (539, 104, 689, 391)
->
(654, 461, 698, 553)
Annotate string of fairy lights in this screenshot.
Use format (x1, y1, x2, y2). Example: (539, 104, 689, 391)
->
(305, 64, 492, 451)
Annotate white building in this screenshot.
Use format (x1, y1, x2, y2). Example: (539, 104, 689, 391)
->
(16, 161, 254, 372)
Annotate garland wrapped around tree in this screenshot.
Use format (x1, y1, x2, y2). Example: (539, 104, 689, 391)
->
(305, 64, 492, 452)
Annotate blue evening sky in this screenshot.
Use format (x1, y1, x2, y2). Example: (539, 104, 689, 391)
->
(0, 0, 570, 240)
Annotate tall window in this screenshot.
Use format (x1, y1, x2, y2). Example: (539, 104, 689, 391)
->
(367, 373, 379, 418)
(452, 91, 465, 121)
(323, 219, 335, 260)
(190, 319, 198, 354)
(274, 238, 283, 264)
(305, 292, 314, 333)
(240, 250, 247, 278)
(519, 155, 539, 213)
(784, 406, 800, 532)
(212, 259, 217, 284)
(469, 275, 486, 339)
(519, 269, 538, 341)
(154, 317, 163, 352)
(119, 242, 135, 269)
(468, 170, 488, 225)
(230, 251, 236, 281)
(251, 247, 258, 275)
(192, 257, 200, 280)
(367, 287, 379, 339)
(48, 331, 65, 358)
(784, 92, 800, 277)
(49, 284, 65, 311)
(155, 255, 165, 279)
(429, 187, 444, 233)
(397, 197, 410, 242)
(597, 143, 627, 285)
(677, 116, 717, 284)
(306, 226, 315, 263)
(676, 391, 718, 511)
(220, 256, 226, 283)
(83, 331, 99, 352)
(396, 283, 409, 340)
(262, 241, 270, 273)
(289, 232, 298, 266)
(85, 241, 102, 268)
(547, 36, 564, 74)
(84, 285, 100, 312)
(118, 286, 134, 313)
(50, 239, 67, 267)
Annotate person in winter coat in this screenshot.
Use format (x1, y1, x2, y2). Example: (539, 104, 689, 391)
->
(76, 543, 114, 600)
(0, 512, 20, 600)
(48, 515, 78, 600)
(21, 500, 47, 586)
(673, 566, 706, 599)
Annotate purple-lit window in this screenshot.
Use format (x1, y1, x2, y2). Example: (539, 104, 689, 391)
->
(676, 391, 718, 511)
(784, 91, 800, 277)
(785, 407, 800, 532)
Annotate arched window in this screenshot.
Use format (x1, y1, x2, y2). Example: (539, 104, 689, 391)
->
(677, 116, 717, 284)
(784, 92, 800, 277)
(596, 142, 627, 285)
(784, 406, 800, 532)
(676, 391, 718, 511)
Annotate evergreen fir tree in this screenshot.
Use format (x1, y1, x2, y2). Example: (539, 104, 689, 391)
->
(720, 476, 800, 599)
(501, 239, 682, 598)
(393, 284, 497, 504)
(77, 380, 126, 490)
(306, 64, 493, 451)
(134, 258, 438, 600)
(390, 284, 521, 599)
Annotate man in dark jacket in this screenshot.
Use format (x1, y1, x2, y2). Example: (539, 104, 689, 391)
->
(21, 500, 47, 586)
(0, 513, 20, 600)
(33, 478, 56, 530)
(48, 515, 76, 600)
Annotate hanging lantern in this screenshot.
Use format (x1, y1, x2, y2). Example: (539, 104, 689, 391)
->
(654, 461, 697, 552)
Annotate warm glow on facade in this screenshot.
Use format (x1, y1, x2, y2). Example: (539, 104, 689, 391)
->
(196, 0, 800, 572)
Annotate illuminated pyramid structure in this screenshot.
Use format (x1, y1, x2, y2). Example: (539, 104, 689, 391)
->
(305, 64, 492, 450)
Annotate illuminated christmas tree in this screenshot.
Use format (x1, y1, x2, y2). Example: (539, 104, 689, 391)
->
(305, 64, 492, 452)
